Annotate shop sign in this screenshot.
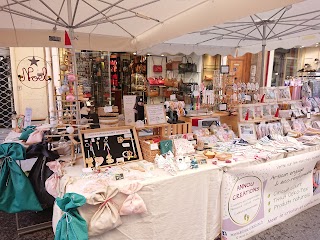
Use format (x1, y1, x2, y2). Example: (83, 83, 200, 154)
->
(221, 151, 320, 240)
(17, 56, 52, 89)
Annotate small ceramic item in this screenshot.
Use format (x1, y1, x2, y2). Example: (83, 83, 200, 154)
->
(204, 150, 216, 159)
(66, 93, 75, 102)
(95, 156, 104, 167)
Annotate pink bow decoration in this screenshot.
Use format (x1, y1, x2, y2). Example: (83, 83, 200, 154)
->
(45, 161, 62, 198)
(119, 182, 147, 215)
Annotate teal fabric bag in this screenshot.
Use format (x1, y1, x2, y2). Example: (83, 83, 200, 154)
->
(160, 140, 173, 155)
(55, 193, 88, 240)
(0, 143, 43, 213)
(19, 126, 36, 140)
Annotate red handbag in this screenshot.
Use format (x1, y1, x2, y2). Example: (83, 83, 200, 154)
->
(153, 65, 162, 72)
(157, 76, 164, 85)
(152, 56, 164, 73)
(147, 77, 158, 85)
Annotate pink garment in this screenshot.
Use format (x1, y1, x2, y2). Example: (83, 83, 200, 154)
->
(45, 161, 62, 198)
(119, 182, 147, 215)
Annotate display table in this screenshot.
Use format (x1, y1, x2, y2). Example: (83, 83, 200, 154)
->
(52, 162, 223, 240)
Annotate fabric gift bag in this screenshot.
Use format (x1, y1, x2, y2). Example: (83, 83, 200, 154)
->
(119, 182, 147, 215)
(0, 143, 42, 213)
(159, 140, 173, 155)
(86, 186, 122, 236)
(55, 192, 88, 240)
(19, 125, 36, 141)
(45, 161, 62, 198)
(27, 142, 60, 209)
(26, 129, 44, 145)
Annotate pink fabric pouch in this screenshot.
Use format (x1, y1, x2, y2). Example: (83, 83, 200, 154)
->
(45, 161, 62, 198)
(119, 182, 147, 215)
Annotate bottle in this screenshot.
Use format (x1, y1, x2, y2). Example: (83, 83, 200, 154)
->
(11, 111, 17, 129)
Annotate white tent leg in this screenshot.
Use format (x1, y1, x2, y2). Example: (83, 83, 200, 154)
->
(67, 0, 80, 123)
(261, 24, 267, 86)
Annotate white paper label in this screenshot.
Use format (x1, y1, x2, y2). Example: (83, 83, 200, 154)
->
(122, 143, 130, 147)
(150, 143, 159, 150)
(124, 133, 132, 138)
(315, 107, 320, 113)
(104, 106, 113, 113)
(170, 94, 176, 100)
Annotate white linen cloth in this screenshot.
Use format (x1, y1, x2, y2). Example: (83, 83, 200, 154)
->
(52, 162, 223, 240)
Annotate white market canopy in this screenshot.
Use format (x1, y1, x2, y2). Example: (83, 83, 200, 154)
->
(0, 0, 301, 51)
(139, 0, 320, 56)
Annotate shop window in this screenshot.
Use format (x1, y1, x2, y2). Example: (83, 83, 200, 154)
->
(271, 48, 299, 86)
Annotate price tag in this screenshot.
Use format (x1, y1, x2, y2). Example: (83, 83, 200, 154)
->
(150, 143, 159, 150)
(193, 90, 200, 97)
(170, 94, 176, 100)
(122, 143, 130, 147)
(315, 107, 320, 113)
(115, 173, 124, 181)
(104, 106, 113, 113)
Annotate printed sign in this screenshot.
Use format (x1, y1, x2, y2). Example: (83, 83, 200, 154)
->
(221, 151, 320, 240)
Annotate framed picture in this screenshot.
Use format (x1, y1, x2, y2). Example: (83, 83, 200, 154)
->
(277, 86, 291, 101)
(270, 104, 279, 116)
(262, 104, 272, 119)
(220, 65, 230, 74)
(254, 105, 263, 119)
(79, 126, 142, 168)
(239, 105, 255, 121)
(260, 87, 277, 102)
(145, 104, 167, 125)
(238, 123, 257, 143)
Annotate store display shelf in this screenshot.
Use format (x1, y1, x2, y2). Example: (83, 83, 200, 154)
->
(136, 123, 169, 130)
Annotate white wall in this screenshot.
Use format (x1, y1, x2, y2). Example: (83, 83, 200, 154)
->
(10, 47, 49, 120)
(299, 47, 320, 70)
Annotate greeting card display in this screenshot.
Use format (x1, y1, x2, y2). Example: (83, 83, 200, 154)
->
(277, 86, 291, 101)
(260, 87, 277, 102)
(239, 105, 255, 121)
(80, 126, 142, 168)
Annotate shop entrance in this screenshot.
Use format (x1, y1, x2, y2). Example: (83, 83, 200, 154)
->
(0, 53, 13, 128)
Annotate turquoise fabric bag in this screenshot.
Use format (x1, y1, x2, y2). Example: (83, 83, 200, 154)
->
(55, 193, 88, 240)
(19, 126, 36, 140)
(0, 143, 43, 213)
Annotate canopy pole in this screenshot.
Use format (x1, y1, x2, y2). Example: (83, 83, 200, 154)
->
(67, 0, 81, 123)
(261, 23, 267, 86)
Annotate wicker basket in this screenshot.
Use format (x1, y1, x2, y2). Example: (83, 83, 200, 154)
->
(139, 135, 161, 162)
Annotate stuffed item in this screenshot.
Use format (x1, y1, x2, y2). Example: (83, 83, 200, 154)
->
(0, 143, 42, 213)
(86, 186, 122, 236)
(27, 142, 60, 209)
(119, 182, 147, 215)
(26, 129, 44, 145)
(19, 125, 36, 141)
(45, 161, 62, 198)
(55, 193, 88, 240)
(160, 140, 173, 155)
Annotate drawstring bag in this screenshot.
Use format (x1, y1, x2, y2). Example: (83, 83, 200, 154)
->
(119, 182, 147, 216)
(0, 143, 42, 213)
(27, 142, 60, 209)
(45, 161, 62, 198)
(86, 186, 121, 236)
(55, 192, 88, 240)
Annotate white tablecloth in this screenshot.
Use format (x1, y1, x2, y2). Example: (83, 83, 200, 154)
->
(52, 162, 223, 240)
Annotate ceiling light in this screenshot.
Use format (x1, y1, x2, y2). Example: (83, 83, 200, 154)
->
(147, 53, 151, 56)
(133, 52, 137, 55)
(300, 46, 304, 48)
(135, 13, 150, 20)
(161, 54, 164, 57)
